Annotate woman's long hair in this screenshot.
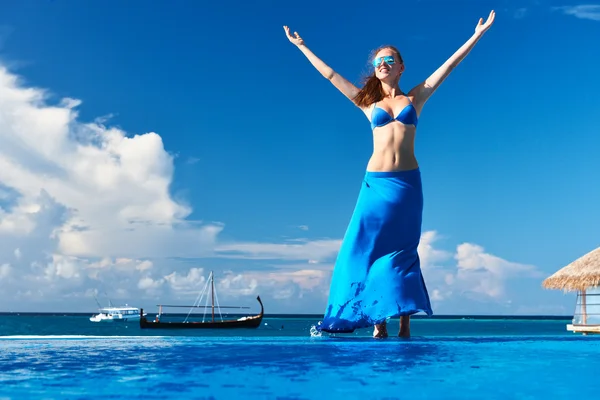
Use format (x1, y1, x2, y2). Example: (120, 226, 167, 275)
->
(352, 45, 404, 109)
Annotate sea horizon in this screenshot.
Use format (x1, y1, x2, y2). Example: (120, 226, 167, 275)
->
(0, 311, 574, 320)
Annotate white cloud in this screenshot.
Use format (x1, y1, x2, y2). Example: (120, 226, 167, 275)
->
(0, 263, 11, 279)
(0, 65, 224, 261)
(135, 260, 153, 271)
(0, 62, 227, 309)
(418, 230, 453, 269)
(218, 273, 258, 296)
(163, 267, 206, 294)
(214, 268, 332, 305)
(47, 254, 83, 280)
(214, 238, 341, 262)
(455, 243, 539, 277)
(138, 276, 163, 291)
(553, 5, 600, 21)
(414, 231, 549, 311)
(431, 289, 444, 301)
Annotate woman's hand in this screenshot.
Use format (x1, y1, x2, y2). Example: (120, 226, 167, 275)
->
(475, 10, 495, 36)
(283, 26, 304, 47)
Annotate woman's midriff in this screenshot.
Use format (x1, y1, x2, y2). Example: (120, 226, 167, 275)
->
(366, 124, 418, 172)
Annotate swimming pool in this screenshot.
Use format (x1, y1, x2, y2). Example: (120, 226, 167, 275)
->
(1, 334, 598, 399)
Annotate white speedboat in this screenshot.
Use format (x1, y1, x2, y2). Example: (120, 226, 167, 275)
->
(90, 305, 146, 323)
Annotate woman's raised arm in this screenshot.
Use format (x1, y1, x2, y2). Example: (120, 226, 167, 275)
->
(409, 10, 496, 108)
(284, 26, 361, 104)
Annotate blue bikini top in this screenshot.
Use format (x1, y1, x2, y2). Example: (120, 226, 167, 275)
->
(370, 99, 418, 130)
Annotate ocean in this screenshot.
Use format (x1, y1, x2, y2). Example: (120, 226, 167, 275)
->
(1, 314, 599, 399)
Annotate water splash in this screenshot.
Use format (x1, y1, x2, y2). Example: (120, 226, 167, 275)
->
(309, 324, 322, 337)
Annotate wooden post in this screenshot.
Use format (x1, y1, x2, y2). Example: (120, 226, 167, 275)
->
(582, 288, 587, 325)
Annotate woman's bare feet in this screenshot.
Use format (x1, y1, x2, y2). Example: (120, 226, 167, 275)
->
(399, 315, 411, 338)
(373, 321, 388, 338)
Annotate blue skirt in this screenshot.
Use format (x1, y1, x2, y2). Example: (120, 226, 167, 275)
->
(317, 168, 433, 333)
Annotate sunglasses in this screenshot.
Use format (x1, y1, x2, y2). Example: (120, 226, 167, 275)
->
(372, 55, 396, 68)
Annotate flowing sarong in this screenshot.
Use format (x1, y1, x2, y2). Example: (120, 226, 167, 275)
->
(317, 168, 433, 333)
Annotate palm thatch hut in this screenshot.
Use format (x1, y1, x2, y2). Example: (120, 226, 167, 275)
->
(542, 246, 600, 334)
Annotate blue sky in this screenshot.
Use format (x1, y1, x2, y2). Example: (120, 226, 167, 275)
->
(0, 0, 598, 315)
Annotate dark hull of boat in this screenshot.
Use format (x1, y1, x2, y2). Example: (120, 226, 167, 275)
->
(140, 316, 263, 329)
(139, 296, 264, 330)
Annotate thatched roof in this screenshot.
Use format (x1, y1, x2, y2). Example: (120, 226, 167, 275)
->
(542, 247, 600, 291)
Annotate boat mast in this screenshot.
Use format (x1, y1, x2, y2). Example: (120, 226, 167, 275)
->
(211, 271, 215, 322)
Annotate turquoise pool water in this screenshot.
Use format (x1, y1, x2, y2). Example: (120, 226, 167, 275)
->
(1, 315, 598, 399)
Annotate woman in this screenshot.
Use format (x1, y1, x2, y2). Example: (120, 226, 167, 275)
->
(284, 10, 495, 338)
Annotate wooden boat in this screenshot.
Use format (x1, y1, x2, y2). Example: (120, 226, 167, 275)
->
(139, 271, 264, 329)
